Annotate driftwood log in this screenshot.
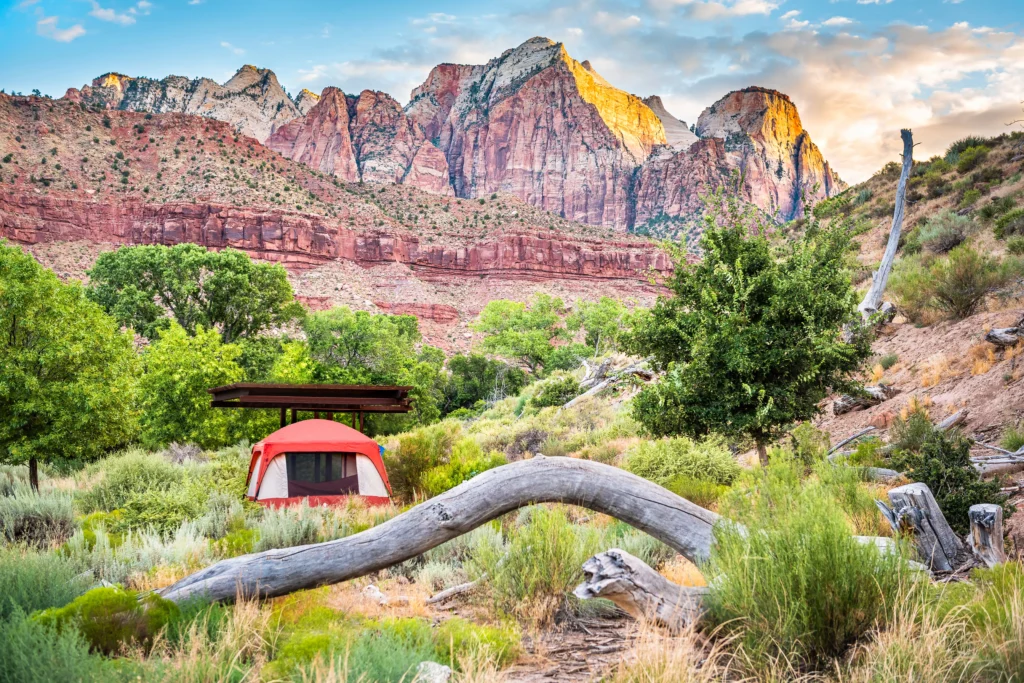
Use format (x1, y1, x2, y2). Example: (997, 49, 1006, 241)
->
(968, 504, 1007, 568)
(159, 456, 719, 604)
(573, 549, 709, 633)
(858, 129, 914, 320)
(985, 316, 1023, 347)
(877, 482, 971, 572)
(833, 385, 899, 416)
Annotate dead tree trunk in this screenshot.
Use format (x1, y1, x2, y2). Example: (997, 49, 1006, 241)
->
(562, 358, 653, 410)
(159, 456, 719, 605)
(573, 549, 709, 633)
(859, 129, 914, 320)
(876, 482, 970, 572)
(985, 315, 1023, 347)
(968, 504, 1007, 568)
(833, 385, 899, 415)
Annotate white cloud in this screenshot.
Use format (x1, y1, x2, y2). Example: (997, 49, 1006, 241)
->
(89, 1, 136, 25)
(780, 10, 800, 19)
(857, 0, 893, 4)
(36, 14, 86, 42)
(668, 0, 780, 20)
(15, 0, 40, 9)
(823, 16, 854, 26)
(220, 41, 245, 55)
(567, 27, 584, 36)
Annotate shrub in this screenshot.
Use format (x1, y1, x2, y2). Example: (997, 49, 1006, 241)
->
(0, 548, 88, 622)
(1000, 422, 1024, 452)
(959, 188, 982, 209)
(346, 618, 437, 682)
(625, 436, 740, 487)
(383, 421, 461, 501)
(945, 136, 989, 162)
(891, 247, 1020, 321)
(995, 208, 1024, 239)
(916, 211, 972, 253)
(967, 563, 1024, 679)
(253, 501, 321, 551)
(790, 422, 831, 467)
(0, 609, 105, 683)
(890, 429, 1009, 535)
(77, 449, 181, 513)
(0, 485, 75, 546)
(422, 440, 505, 497)
(879, 352, 899, 370)
(1007, 236, 1024, 255)
(528, 375, 581, 408)
(956, 146, 989, 173)
(978, 194, 1015, 223)
(665, 475, 728, 508)
(435, 617, 520, 669)
(115, 481, 207, 534)
(706, 455, 917, 672)
(34, 586, 179, 655)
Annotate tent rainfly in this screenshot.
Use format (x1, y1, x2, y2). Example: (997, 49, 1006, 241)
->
(245, 419, 392, 508)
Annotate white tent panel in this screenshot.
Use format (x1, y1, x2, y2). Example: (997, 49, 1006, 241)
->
(356, 454, 389, 497)
(257, 455, 289, 500)
(246, 452, 262, 498)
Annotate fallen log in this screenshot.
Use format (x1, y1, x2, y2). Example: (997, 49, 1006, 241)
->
(562, 358, 654, 410)
(985, 315, 1023, 348)
(858, 129, 914, 320)
(833, 385, 899, 416)
(573, 549, 709, 634)
(968, 504, 1007, 568)
(426, 577, 484, 605)
(876, 482, 971, 572)
(159, 456, 719, 604)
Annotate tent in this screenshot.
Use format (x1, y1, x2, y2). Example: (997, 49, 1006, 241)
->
(245, 419, 392, 507)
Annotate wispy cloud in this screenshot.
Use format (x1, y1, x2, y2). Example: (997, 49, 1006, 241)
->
(823, 16, 855, 26)
(220, 41, 245, 55)
(88, 0, 151, 25)
(36, 13, 86, 42)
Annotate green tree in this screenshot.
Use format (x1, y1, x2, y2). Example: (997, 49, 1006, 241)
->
(566, 297, 629, 354)
(625, 195, 871, 465)
(442, 354, 526, 415)
(303, 307, 445, 433)
(87, 244, 303, 343)
(138, 322, 243, 449)
(0, 242, 138, 488)
(471, 294, 566, 374)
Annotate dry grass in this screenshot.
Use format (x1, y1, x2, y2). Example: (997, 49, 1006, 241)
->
(899, 395, 933, 421)
(919, 353, 958, 387)
(869, 364, 885, 384)
(660, 556, 707, 588)
(968, 343, 997, 376)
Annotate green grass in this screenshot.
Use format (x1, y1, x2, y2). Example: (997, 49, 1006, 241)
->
(0, 609, 107, 683)
(0, 547, 89, 622)
(0, 485, 76, 547)
(624, 435, 740, 486)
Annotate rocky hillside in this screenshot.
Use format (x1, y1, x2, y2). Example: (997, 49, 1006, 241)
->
(65, 65, 304, 142)
(266, 87, 451, 195)
(0, 93, 667, 351)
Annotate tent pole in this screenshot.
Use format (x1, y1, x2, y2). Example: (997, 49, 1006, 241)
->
(280, 408, 286, 428)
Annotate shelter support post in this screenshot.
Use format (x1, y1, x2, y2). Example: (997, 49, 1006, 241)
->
(290, 408, 297, 424)
(359, 412, 364, 432)
(280, 408, 286, 429)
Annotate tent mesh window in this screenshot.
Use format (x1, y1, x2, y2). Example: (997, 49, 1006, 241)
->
(285, 453, 359, 497)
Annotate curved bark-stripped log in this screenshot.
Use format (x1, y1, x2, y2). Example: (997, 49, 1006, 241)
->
(159, 456, 719, 604)
(859, 129, 914, 320)
(573, 549, 709, 634)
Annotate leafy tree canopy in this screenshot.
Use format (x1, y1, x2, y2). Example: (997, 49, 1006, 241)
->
(442, 353, 526, 416)
(87, 244, 303, 343)
(624, 194, 871, 462)
(0, 242, 138, 482)
(138, 322, 243, 449)
(471, 294, 567, 374)
(566, 297, 630, 354)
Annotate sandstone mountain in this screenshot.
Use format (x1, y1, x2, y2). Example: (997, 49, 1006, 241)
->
(266, 87, 451, 195)
(633, 87, 844, 234)
(642, 95, 698, 150)
(64, 65, 304, 142)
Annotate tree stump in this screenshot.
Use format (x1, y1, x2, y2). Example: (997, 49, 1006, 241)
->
(573, 549, 708, 634)
(968, 504, 1007, 568)
(877, 482, 969, 572)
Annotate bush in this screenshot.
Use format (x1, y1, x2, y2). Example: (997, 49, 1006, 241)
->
(706, 455, 917, 672)
(879, 352, 899, 370)
(0, 485, 75, 547)
(77, 449, 181, 513)
(978, 194, 1016, 223)
(890, 247, 1020, 321)
(1000, 422, 1024, 452)
(528, 375, 581, 408)
(0, 548, 88, 622)
(346, 618, 437, 682)
(995, 208, 1024, 239)
(435, 617, 521, 669)
(115, 481, 207, 534)
(34, 586, 180, 655)
(916, 211, 972, 253)
(253, 501, 322, 552)
(1007, 236, 1024, 255)
(945, 136, 989, 162)
(890, 429, 1009, 535)
(956, 146, 989, 173)
(0, 609, 105, 683)
(383, 421, 460, 501)
(625, 436, 740, 487)
(422, 440, 505, 497)
(959, 188, 982, 209)
(665, 475, 728, 508)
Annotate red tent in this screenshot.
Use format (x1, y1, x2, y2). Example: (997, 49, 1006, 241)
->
(244, 419, 392, 508)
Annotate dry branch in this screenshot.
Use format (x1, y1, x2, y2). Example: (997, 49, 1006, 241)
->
(159, 456, 719, 604)
(859, 129, 914, 320)
(562, 358, 654, 410)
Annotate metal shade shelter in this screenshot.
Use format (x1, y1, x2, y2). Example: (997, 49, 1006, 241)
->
(208, 383, 413, 430)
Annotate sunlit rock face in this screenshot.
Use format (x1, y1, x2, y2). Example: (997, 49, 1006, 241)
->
(643, 95, 698, 150)
(266, 87, 452, 195)
(68, 66, 303, 142)
(632, 87, 844, 230)
(406, 37, 667, 228)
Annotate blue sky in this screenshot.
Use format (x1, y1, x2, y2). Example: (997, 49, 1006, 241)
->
(3, 0, 1022, 181)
